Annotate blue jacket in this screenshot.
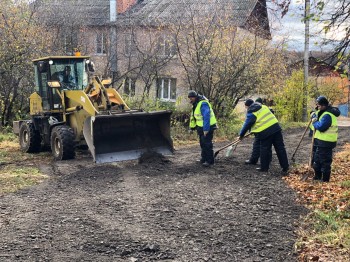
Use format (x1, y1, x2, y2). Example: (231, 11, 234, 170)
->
(239, 102, 281, 139)
(200, 101, 211, 131)
(312, 106, 340, 148)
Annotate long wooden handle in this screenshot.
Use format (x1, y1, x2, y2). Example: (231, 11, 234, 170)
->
(291, 119, 312, 160)
(214, 133, 251, 157)
(216, 138, 240, 152)
(301, 131, 316, 181)
(308, 131, 315, 168)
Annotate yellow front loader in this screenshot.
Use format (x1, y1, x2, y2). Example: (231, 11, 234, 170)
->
(13, 56, 173, 163)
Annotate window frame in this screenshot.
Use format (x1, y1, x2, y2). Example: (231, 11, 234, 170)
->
(96, 32, 107, 55)
(157, 78, 177, 102)
(60, 31, 78, 54)
(124, 77, 136, 96)
(158, 34, 176, 57)
(124, 33, 137, 56)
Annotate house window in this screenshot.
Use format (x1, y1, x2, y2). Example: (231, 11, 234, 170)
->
(124, 77, 135, 96)
(124, 33, 137, 56)
(157, 78, 176, 101)
(96, 32, 106, 54)
(60, 31, 78, 54)
(158, 35, 176, 57)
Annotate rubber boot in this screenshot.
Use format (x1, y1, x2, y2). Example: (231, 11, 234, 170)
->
(322, 172, 330, 182)
(313, 172, 322, 181)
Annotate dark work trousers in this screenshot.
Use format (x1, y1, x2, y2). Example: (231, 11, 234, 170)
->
(260, 130, 289, 171)
(249, 136, 260, 164)
(197, 128, 214, 165)
(313, 146, 333, 182)
(311, 139, 318, 166)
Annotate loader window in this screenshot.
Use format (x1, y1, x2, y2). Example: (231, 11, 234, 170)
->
(34, 66, 49, 110)
(49, 60, 87, 90)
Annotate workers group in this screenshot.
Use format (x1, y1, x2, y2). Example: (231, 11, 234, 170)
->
(188, 90, 339, 183)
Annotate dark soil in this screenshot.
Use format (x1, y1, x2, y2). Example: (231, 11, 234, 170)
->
(0, 127, 349, 262)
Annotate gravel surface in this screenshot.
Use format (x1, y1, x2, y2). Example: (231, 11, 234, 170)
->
(0, 127, 349, 262)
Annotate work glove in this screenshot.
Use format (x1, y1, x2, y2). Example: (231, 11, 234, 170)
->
(310, 112, 317, 119)
(238, 135, 244, 141)
(188, 129, 194, 134)
(310, 112, 318, 123)
(203, 131, 208, 136)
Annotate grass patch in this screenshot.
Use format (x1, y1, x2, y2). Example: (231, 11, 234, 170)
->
(306, 210, 350, 247)
(0, 131, 50, 195)
(340, 180, 350, 188)
(286, 143, 350, 260)
(0, 132, 17, 143)
(0, 166, 49, 194)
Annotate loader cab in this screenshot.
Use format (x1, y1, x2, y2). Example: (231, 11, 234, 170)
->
(33, 56, 91, 111)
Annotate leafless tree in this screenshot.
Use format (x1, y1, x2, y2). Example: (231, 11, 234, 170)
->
(0, 0, 49, 127)
(167, 1, 287, 116)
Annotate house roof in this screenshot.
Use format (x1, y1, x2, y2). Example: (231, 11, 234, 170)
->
(33, 0, 270, 37)
(33, 0, 110, 26)
(120, 0, 270, 38)
(124, 0, 256, 24)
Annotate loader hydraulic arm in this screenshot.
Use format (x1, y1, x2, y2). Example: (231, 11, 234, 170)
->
(95, 76, 112, 111)
(84, 76, 130, 111)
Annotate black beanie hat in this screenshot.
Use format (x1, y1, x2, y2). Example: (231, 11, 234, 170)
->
(255, 97, 263, 104)
(316, 96, 329, 106)
(188, 90, 198, 98)
(245, 99, 254, 107)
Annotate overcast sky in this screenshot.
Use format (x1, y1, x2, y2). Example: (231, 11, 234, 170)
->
(268, 0, 338, 52)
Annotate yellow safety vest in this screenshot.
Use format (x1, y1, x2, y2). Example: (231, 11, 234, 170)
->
(314, 112, 338, 142)
(251, 105, 278, 133)
(189, 100, 217, 128)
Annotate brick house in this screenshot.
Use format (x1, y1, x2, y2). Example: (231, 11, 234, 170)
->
(36, 0, 271, 108)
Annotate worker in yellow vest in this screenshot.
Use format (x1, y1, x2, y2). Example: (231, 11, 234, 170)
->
(245, 97, 275, 165)
(239, 98, 289, 174)
(310, 96, 340, 182)
(188, 90, 218, 167)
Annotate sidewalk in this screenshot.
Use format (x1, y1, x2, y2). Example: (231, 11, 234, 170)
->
(338, 116, 350, 127)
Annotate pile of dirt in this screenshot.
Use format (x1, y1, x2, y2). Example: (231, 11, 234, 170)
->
(0, 127, 349, 261)
(138, 151, 171, 165)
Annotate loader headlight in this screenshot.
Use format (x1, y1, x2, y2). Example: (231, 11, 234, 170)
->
(49, 60, 53, 65)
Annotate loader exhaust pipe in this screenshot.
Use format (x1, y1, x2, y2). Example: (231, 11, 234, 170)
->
(83, 110, 173, 163)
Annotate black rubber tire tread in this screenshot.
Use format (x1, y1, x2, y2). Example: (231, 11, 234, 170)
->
(19, 121, 41, 153)
(50, 125, 75, 160)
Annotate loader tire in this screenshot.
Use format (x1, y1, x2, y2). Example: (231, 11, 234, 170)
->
(50, 125, 75, 160)
(19, 121, 41, 153)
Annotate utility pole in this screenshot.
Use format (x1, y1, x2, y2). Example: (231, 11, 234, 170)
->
(110, 0, 118, 87)
(303, 0, 310, 121)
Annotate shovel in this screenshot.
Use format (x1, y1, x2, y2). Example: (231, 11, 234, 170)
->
(301, 130, 315, 181)
(225, 140, 239, 157)
(214, 133, 251, 158)
(291, 119, 312, 163)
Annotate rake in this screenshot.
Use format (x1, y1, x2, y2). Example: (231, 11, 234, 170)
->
(291, 119, 312, 163)
(301, 130, 315, 181)
(214, 133, 251, 158)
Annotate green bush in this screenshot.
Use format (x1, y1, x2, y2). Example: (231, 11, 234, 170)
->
(215, 113, 243, 140)
(0, 132, 17, 143)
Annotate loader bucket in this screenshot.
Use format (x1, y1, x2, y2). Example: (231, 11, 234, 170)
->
(83, 110, 173, 163)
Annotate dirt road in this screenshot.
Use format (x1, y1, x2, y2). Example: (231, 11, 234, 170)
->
(0, 127, 349, 262)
